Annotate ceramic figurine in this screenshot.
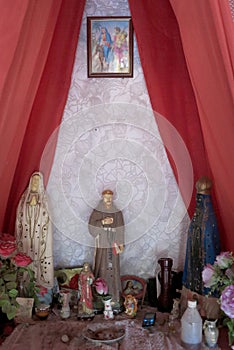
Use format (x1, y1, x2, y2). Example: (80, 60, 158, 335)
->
(124, 294, 137, 318)
(203, 319, 219, 348)
(60, 290, 71, 319)
(103, 296, 114, 319)
(78, 262, 95, 319)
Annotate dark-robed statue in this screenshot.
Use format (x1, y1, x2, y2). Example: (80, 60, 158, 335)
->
(181, 176, 221, 318)
(88, 189, 124, 310)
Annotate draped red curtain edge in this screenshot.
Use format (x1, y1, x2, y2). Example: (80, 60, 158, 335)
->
(128, 0, 210, 219)
(0, 0, 86, 234)
(129, 0, 234, 250)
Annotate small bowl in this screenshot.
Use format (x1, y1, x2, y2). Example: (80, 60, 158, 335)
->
(35, 304, 50, 320)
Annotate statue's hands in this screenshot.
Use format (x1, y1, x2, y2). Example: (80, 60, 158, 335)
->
(102, 217, 113, 225)
(118, 244, 124, 254)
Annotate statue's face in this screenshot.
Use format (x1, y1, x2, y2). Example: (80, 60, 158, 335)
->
(83, 263, 89, 271)
(31, 174, 40, 192)
(103, 194, 113, 208)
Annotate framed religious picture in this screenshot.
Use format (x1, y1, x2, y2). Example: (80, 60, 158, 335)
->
(121, 275, 147, 307)
(87, 16, 133, 78)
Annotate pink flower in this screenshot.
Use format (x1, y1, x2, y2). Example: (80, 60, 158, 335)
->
(0, 233, 16, 243)
(93, 278, 108, 295)
(0, 242, 16, 257)
(202, 264, 217, 288)
(216, 252, 234, 269)
(12, 253, 32, 267)
(220, 285, 234, 318)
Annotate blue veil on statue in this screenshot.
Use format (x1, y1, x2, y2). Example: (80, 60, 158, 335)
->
(182, 176, 221, 296)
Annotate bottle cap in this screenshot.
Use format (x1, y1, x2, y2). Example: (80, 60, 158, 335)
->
(188, 300, 197, 308)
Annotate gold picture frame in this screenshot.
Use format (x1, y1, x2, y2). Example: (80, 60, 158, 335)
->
(87, 16, 133, 78)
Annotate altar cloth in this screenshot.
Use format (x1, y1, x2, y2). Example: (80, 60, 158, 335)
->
(1, 307, 229, 350)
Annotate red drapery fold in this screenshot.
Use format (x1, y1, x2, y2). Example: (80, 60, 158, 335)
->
(1, 0, 233, 252)
(128, 0, 210, 219)
(0, 0, 86, 233)
(169, 0, 234, 251)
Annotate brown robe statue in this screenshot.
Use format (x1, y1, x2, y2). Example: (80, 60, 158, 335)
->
(88, 190, 124, 305)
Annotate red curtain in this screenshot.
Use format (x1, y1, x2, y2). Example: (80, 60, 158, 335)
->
(169, 0, 234, 251)
(129, 0, 234, 250)
(1, 0, 233, 251)
(128, 0, 210, 217)
(0, 0, 86, 233)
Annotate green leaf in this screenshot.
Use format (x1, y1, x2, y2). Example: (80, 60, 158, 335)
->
(5, 281, 17, 290)
(6, 305, 18, 320)
(18, 267, 27, 274)
(0, 298, 9, 307)
(1, 299, 11, 312)
(3, 272, 17, 282)
(27, 268, 35, 281)
(8, 288, 18, 298)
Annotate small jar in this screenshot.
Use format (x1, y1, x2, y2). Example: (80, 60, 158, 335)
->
(203, 319, 219, 348)
(35, 303, 50, 320)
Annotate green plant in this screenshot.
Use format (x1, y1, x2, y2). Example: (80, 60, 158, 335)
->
(0, 233, 38, 320)
(202, 251, 234, 345)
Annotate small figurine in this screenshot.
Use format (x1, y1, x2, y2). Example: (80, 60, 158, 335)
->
(103, 296, 114, 320)
(60, 290, 71, 319)
(78, 262, 95, 319)
(124, 294, 137, 318)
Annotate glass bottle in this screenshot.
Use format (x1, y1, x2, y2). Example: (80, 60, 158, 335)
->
(181, 300, 202, 347)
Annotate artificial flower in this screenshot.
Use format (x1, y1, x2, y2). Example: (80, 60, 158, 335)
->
(202, 264, 217, 288)
(93, 277, 108, 295)
(202, 252, 234, 294)
(221, 285, 234, 319)
(0, 242, 17, 257)
(216, 252, 234, 269)
(12, 253, 32, 267)
(202, 251, 234, 346)
(0, 233, 37, 320)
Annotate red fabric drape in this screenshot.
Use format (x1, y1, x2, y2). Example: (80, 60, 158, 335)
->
(128, 0, 210, 218)
(0, 0, 86, 233)
(170, 0, 234, 251)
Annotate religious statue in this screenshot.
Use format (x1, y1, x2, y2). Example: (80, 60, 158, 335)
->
(181, 176, 221, 318)
(124, 294, 137, 318)
(15, 172, 54, 289)
(78, 262, 95, 319)
(88, 189, 124, 311)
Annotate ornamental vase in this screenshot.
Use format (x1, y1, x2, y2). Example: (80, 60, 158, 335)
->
(157, 258, 173, 312)
(203, 319, 219, 348)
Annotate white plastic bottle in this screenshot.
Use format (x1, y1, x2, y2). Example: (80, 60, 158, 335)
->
(181, 300, 202, 346)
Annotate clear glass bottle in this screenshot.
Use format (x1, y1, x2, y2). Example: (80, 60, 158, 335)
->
(181, 300, 202, 346)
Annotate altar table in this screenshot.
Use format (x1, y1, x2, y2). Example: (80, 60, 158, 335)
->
(1, 306, 230, 350)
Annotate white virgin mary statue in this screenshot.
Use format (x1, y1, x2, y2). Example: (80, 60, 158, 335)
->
(15, 171, 54, 289)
